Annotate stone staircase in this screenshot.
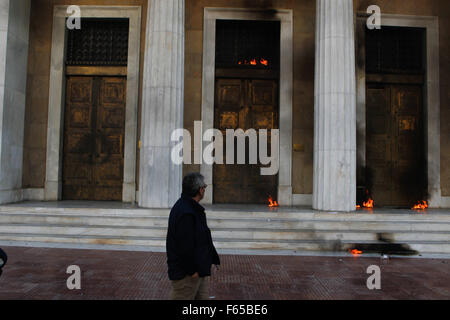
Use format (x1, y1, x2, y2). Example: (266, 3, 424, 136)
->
(0, 204, 449, 255)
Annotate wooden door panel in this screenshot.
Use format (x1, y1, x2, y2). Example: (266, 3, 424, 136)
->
(217, 80, 242, 107)
(251, 80, 277, 106)
(391, 85, 424, 204)
(393, 87, 421, 115)
(366, 86, 393, 205)
(252, 111, 276, 130)
(101, 108, 126, 128)
(63, 76, 125, 201)
(100, 78, 126, 106)
(219, 112, 239, 130)
(214, 78, 278, 204)
(249, 80, 278, 205)
(94, 77, 126, 200)
(63, 77, 95, 199)
(214, 79, 245, 202)
(67, 108, 91, 129)
(215, 79, 246, 130)
(366, 84, 424, 207)
(68, 79, 93, 104)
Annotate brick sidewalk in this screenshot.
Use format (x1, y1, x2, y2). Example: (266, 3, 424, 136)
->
(0, 246, 448, 300)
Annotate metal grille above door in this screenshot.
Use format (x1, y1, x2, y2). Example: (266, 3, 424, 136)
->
(366, 26, 425, 74)
(66, 18, 129, 66)
(215, 20, 280, 70)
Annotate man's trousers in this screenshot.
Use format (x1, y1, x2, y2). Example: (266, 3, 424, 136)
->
(170, 275, 210, 300)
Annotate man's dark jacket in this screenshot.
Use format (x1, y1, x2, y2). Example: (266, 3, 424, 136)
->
(166, 194, 220, 280)
(0, 248, 7, 278)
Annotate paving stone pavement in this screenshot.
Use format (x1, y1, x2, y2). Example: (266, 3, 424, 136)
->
(0, 246, 448, 300)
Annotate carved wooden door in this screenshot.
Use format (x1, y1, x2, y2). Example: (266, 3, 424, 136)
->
(213, 78, 278, 204)
(63, 76, 126, 201)
(366, 84, 424, 207)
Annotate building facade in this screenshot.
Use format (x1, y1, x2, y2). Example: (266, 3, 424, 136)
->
(0, 0, 449, 211)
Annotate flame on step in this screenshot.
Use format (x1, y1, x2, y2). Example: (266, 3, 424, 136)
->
(357, 198, 374, 209)
(412, 201, 428, 210)
(357, 189, 374, 209)
(268, 195, 279, 208)
(363, 198, 374, 208)
(349, 249, 363, 256)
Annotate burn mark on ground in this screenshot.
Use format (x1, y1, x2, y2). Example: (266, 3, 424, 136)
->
(348, 233, 419, 256)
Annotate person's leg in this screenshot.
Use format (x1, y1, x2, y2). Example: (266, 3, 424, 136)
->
(194, 276, 210, 300)
(170, 276, 201, 300)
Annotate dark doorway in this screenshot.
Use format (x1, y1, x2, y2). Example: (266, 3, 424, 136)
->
(213, 20, 280, 204)
(365, 26, 427, 207)
(62, 19, 129, 201)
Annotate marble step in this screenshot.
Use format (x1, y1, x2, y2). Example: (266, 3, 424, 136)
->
(0, 233, 449, 254)
(0, 223, 449, 242)
(1, 206, 450, 222)
(1, 207, 448, 254)
(0, 213, 449, 232)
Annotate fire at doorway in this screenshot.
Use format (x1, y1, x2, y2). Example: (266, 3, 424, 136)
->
(364, 26, 427, 208)
(213, 20, 280, 204)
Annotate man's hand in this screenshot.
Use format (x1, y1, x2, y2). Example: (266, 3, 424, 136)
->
(191, 272, 199, 278)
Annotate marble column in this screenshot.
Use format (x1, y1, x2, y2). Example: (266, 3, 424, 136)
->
(313, 0, 357, 212)
(0, 0, 31, 204)
(139, 0, 185, 208)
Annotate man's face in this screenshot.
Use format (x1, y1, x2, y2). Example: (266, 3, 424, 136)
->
(198, 184, 207, 201)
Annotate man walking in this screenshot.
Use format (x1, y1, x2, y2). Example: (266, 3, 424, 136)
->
(166, 173, 220, 300)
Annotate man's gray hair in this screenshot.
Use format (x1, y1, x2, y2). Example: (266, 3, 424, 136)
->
(182, 172, 205, 197)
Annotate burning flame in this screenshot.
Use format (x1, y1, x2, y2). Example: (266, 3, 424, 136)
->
(412, 201, 428, 210)
(357, 189, 374, 209)
(357, 199, 374, 209)
(349, 249, 363, 256)
(363, 198, 374, 208)
(268, 195, 279, 208)
(237, 58, 269, 66)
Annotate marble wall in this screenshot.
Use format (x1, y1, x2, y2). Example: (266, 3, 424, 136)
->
(0, 0, 31, 204)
